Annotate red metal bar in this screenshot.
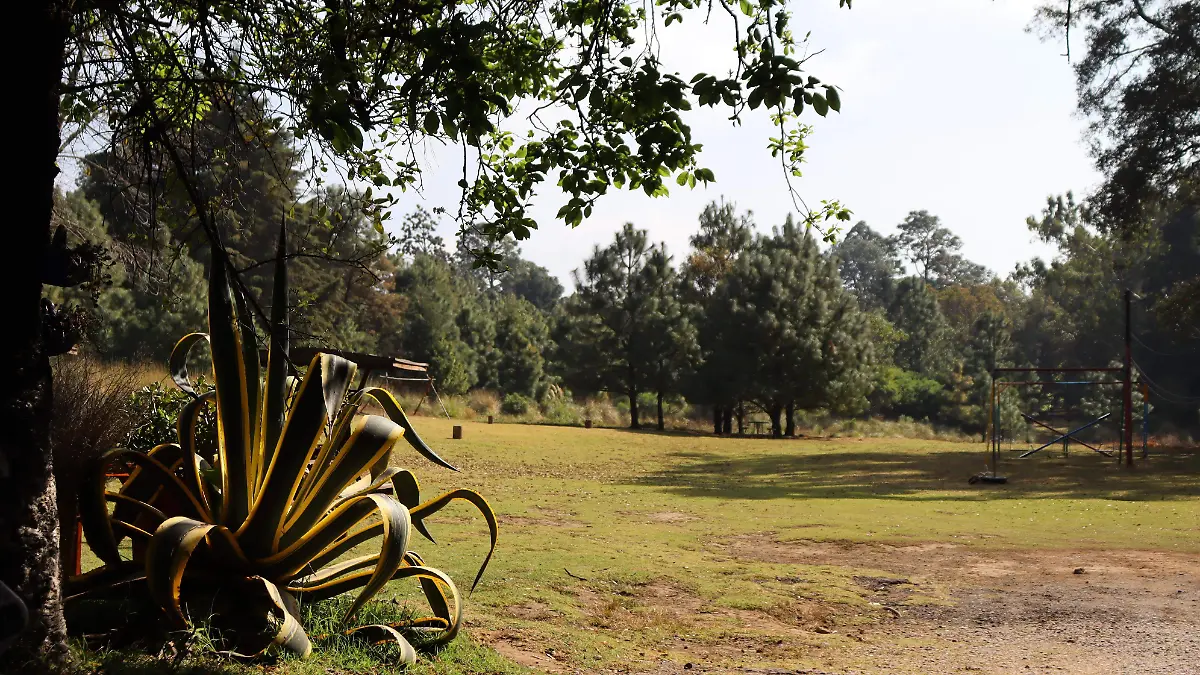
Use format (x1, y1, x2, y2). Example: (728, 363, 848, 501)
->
(996, 380, 1122, 386)
(73, 518, 83, 576)
(993, 367, 1124, 373)
(71, 469, 133, 576)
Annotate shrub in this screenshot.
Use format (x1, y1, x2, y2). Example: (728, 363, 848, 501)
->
(51, 355, 146, 576)
(501, 392, 533, 416)
(468, 390, 500, 416)
(539, 396, 583, 426)
(125, 379, 216, 456)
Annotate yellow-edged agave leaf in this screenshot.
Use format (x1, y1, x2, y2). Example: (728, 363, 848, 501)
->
(278, 415, 401, 550)
(257, 225, 291, 493)
(392, 469, 437, 543)
(145, 517, 223, 627)
(239, 353, 356, 557)
(282, 495, 412, 622)
(208, 253, 256, 529)
(304, 522, 385, 573)
(409, 489, 497, 591)
(405, 551, 454, 630)
(169, 332, 210, 398)
(80, 446, 210, 566)
(291, 564, 460, 625)
(334, 467, 401, 505)
(262, 491, 406, 581)
(257, 579, 312, 658)
(342, 624, 418, 664)
(232, 269, 263, 483)
(355, 388, 457, 471)
(291, 394, 366, 506)
(108, 443, 188, 535)
(69, 248, 495, 662)
(176, 391, 218, 516)
(340, 494, 411, 622)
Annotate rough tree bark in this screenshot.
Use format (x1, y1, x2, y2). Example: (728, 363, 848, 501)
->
(0, 2, 71, 670)
(785, 401, 796, 437)
(628, 388, 640, 429)
(712, 405, 722, 435)
(722, 408, 732, 435)
(656, 391, 665, 431)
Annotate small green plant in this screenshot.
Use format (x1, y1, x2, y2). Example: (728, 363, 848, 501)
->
(68, 230, 496, 663)
(500, 393, 533, 416)
(125, 379, 217, 455)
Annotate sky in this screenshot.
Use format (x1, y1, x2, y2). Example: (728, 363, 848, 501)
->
(389, 0, 1101, 287)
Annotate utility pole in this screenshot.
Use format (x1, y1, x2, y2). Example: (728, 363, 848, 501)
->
(1123, 289, 1133, 467)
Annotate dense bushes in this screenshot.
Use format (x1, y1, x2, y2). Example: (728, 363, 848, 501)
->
(124, 380, 217, 455)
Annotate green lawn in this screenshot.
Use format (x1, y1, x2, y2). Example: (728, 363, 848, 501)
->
(72, 419, 1200, 674)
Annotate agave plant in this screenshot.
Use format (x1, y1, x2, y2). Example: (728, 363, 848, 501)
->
(67, 230, 496, 662)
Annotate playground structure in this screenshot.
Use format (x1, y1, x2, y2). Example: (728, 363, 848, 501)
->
(980, 290, 1149, 483)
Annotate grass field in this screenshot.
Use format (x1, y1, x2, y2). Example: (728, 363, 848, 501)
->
(72, 419, 1200, 674)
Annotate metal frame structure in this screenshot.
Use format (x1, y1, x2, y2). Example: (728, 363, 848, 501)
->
(978, 290, 1143, 484)
(984, 367, 1128, 483)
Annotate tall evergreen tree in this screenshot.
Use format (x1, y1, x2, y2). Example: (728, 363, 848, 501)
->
(680, 200, 755, 433)
(559, 224, 657, 428)
(635, 248, 700, 430)
(393, 254, 478, 394)
(492, 294, 555, 399)
(887, 277, 955, 378)
(712, 218, 874, 437)
(829, 221, 898, 311)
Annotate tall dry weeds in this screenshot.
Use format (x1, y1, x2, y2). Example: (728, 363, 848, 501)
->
(50, 356, 145, 577)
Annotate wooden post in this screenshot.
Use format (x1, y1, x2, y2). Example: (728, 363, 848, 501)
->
(452, 425, 463, 439)
(487, 415, 493, 424)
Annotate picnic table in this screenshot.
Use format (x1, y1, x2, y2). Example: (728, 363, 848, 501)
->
(746, 420, 769, 436)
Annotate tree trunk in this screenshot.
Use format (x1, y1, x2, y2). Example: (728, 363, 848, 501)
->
(629, 389, 640, 429)
(769, 404, 783, 438)
(722, 408, 732, 435)
(785, 401, 796, 437)
(735, 402, 744, 436)
(0, 3, 70, 670)
(656, 391, 665, 431)
(712, 405, 723, 435)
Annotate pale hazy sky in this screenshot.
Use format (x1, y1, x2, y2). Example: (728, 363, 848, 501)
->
(391, 0, 1099, 287)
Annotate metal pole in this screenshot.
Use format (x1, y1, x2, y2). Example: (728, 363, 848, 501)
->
(1020, 413, 1112, 458)
(991, 371, 998, 476)
(1123, 289, 1134, 467)
(1142, 382, 1149, 460)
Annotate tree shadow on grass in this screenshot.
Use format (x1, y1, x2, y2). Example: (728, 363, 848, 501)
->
(629, 446, 1200, 502)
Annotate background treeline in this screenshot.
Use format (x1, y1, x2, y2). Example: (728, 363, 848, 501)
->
(53, 106, 1200, 439)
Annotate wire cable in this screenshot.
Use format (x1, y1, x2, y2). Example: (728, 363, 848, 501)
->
(1134, 360, 1200, 404)
(1132, 331, 1200, 357)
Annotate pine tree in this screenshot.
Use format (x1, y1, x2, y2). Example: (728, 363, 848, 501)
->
(887, 277, 955, 378)
(680, 200, 755, 433)
(712, 217, 874, 437)
(559, 223, 657, 428)
(634, 248, 699, 430)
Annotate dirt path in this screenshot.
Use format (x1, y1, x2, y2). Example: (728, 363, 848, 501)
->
(481, 539, 1200, 675)
(719, 538, 1200, 674)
